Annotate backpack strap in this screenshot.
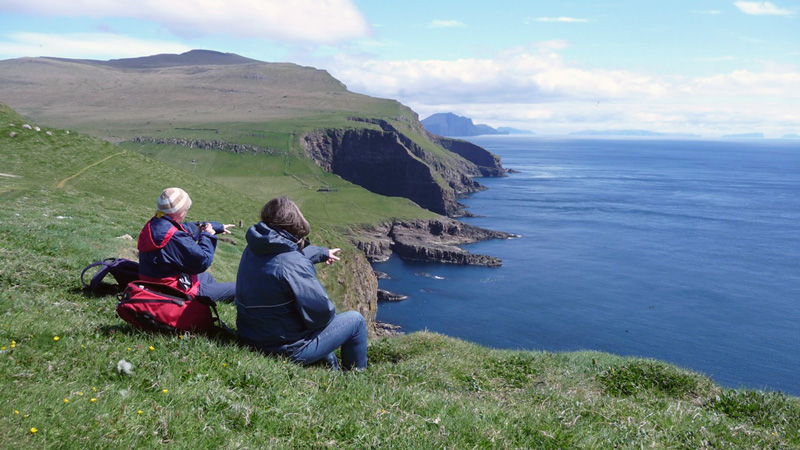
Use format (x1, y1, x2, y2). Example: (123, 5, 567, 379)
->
(80, 259, 112, 288)
(195, 295, 236, 337)
(81, 257, 140, 291)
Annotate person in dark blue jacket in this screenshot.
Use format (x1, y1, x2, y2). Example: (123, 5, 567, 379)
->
(236, 196, 367, 370)
(138, 187, 235, 303)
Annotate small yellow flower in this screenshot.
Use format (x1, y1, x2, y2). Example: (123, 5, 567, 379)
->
(90, 398, 97, 403)
(222, 363, 228, 367)
(162, 389, 168, 394)
(63, 398, 69, 404)
(137, 410, 143, 415)
(30, 427, 38, 434)
(53, 336, 60, 341)
(149, 346, 155, 351)
(91, 387, 97, 392)
(0, 346, 5, 350)
(14, 410, 19, 415)
(127, 347, 132, 351)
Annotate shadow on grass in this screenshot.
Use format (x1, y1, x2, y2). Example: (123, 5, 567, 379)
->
(97, 323, 242, 346)
(71, 284, 125, 299)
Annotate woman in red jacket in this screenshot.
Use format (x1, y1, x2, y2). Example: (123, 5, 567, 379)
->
(138, 187, 235, 303)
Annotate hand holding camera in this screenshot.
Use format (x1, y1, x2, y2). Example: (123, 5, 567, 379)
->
(197, 222, 216, 236)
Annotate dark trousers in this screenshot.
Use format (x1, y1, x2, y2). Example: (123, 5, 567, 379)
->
(197, 272, 235, 304)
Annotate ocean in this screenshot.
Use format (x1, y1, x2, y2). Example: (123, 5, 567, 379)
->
(375, 136, 800, 395)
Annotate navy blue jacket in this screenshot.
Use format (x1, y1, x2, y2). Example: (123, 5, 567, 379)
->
(235, 222, 334, 354)
(138, 215, 224, 280)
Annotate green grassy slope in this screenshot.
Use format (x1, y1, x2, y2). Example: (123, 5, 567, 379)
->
(0, 54, 500, 217)
(0, 56, 409, 139)
(2, 105, 799, 448)
(119, 119, 436, 228)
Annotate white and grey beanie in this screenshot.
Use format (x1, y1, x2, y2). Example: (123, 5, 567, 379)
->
(156, 187, 192, 215)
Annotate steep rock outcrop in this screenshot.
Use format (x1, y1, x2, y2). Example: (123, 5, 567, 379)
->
(317, 244, 380, 337)
(353, 117, 506, 192)
(432, 137, 506, 178)
(302, 117, 507, 216)
(377, 289, 408, 302)
(302, 128, 458, 215)
(351, 218, 513, 267)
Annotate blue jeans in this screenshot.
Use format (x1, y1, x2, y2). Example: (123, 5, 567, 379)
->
(197, 272, 235, 304)
(291, 311, 368, 371)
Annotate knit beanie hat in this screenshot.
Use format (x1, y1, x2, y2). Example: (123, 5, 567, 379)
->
(156, 187, 192, 215)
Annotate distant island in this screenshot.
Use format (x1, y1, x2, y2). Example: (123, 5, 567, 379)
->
(496, 126, 534, 135)
(421, 112, 533, 137)
(569, 129, 700, 137)
(783, 134, 800, 139)
(722, 133, 764, 138)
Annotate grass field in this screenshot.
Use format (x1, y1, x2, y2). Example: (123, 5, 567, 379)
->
(2, 104, 799, 449)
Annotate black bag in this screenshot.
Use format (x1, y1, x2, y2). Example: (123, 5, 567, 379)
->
(80, 258, 140, 292)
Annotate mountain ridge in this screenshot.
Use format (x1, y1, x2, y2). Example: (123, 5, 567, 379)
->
(0, 50, 506, 217)
(44, 49, 260, 69)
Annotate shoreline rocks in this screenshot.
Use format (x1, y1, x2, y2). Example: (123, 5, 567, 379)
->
(378, 289, 408, 302)
(351, 217, 513, 267)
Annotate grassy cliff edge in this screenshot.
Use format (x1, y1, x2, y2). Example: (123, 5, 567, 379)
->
(2, 105, 798, 448)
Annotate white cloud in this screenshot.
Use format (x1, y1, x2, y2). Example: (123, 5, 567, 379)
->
(0, 32, 191, 59)
(533, 17, 590, 23)
(324, 44, 800, 136)
(733, 1, 794, 16)
(429, 20, 466, 28)
(688, 70, 800, 97)
(329, 44, 669, 107)
(0, 0, 371, 43)
(694, 56, 736, 62)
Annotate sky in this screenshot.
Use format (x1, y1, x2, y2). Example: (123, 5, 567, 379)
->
(0, 0, 798, 137)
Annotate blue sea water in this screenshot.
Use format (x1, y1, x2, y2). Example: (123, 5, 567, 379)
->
(375, 136, 800, 395)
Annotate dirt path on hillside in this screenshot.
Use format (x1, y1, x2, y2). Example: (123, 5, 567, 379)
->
(55, 151, 126, 188)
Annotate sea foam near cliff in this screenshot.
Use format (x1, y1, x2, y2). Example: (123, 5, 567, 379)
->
(376, 136, 800, 395)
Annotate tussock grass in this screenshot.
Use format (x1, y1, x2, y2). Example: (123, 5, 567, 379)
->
(2, 106, 799, 448)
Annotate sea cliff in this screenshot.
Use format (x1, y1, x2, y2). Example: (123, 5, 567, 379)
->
(301, 118, 506, 217)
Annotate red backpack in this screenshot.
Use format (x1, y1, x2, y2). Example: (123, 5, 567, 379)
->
(116, 280, 229, 334)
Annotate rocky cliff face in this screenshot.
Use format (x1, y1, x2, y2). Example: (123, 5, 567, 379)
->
(301, 118, 506, 217)
(351, 218, 513, 267)
(337, 249, 379, 334)
(302, 127, 457, 215)
(432, 137, 506, 178)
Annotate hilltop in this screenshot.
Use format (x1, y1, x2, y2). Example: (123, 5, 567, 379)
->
(2, 103, 799, 448)
(0, 50, 506, 218)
